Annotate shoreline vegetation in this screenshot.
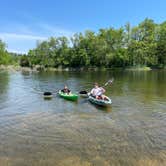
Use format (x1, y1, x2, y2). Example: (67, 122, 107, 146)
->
(0, 18, 166, 70)
(0, 64, 162, 72)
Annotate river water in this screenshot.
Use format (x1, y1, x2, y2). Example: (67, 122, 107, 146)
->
(0, 70, 166, 166)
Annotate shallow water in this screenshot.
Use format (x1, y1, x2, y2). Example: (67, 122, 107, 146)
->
(0, 70, 166, 166)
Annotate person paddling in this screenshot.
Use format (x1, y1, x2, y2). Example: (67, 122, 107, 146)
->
(90, 82, 106, 100)
(61, 85, 71, 94)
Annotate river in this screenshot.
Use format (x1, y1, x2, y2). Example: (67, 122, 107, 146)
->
(0, 70, 165, 166)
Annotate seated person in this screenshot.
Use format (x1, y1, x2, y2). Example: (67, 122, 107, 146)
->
(61, 85, 71, 94)
(90, 82, 106, 99)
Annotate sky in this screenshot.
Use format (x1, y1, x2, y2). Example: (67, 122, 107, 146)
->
(0, 0, 166, 53)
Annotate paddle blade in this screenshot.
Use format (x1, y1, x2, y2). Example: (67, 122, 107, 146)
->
(79, 90, 89, 98)
(105, 78, 114, 86)
(44, 92, 52, 95)
(79, 90, 88, 94)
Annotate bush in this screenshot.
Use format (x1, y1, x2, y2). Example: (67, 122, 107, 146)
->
(20, 56, 30, 67)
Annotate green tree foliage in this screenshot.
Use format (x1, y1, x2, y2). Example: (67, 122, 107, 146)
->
(156, 22, 166, 66)
(1, 18, 166, 68)
(0, 40, 14, 65)
(128, 18, 158, 66)
(20, 55, 30, 67)
(27, 18, 165, 69)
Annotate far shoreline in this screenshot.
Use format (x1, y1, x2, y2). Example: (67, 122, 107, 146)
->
(1, 65, 165, 73)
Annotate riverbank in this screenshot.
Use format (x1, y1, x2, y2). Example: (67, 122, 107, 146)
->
(125, 66, 152, 71)
(0, 65, 165, 72)
(0, 65, 37, 72)
(0, 65, 71, 72)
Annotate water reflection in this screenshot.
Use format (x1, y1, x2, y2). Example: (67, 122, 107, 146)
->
(0, 70, 165, 165)
(0, 71, 10, 108)
(0, 71, 10, 95)
(88, 101, 112, 112)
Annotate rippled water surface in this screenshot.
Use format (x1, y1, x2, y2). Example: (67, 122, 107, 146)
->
(0, 70, 166, 166)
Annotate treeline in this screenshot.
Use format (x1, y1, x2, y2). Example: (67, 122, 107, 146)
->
(1, 18, 166, 68)
(0, 40, 21, 65)
(0, 40, 12, 65)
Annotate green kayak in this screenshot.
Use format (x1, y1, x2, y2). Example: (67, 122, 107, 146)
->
(58, 90, 78, 101)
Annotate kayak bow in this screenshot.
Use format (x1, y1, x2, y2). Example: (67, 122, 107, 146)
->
(88, 95, 112, 107)
(58, 90, 78, 101)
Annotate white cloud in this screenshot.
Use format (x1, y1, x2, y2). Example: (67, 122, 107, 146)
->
(7, 49, 27, 54)
(0, 33, 47, 41)
(38, 23, 74, 37)
(0, 22, 75, 53)
(0, 33, 47, 54)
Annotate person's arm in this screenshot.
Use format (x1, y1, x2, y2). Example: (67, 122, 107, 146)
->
(100, 87, 105, 93)
(90, 88, 94, 95)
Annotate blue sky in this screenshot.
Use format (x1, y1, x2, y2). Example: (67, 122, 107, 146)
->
(0, 0, 165, 53)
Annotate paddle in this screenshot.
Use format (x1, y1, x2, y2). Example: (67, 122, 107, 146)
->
(43, 90, 60, 97)
(103, 78, 114, 87)
(43, 92, 52, 95)
(43, 78, 114, 97)
(43, 87, 71, 96)
(79, 78, 114, 95)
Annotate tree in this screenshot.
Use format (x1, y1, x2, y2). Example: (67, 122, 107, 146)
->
(128, 18, 157, 66)
(20, 55, 30, 67)
(0, 39, 12, 65)
(24, 18, 165, 69)
(156, 22, 166, 66)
